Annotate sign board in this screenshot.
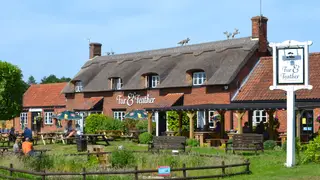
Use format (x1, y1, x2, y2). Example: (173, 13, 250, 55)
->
(277, 47, 304, 85)
(269, 40, 313, 168)
(116, 93, 155, 106)
(158, 166, 170, 176)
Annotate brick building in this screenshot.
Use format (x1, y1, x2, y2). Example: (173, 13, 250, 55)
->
(61, 15, 271, 135)
(14, 83, 67, 132)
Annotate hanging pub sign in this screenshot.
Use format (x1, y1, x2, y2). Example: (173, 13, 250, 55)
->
(277, 47, 304, 85)
(116, 93, 155, 106)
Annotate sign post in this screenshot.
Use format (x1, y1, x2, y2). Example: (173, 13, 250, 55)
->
(269, 40, 313, 167)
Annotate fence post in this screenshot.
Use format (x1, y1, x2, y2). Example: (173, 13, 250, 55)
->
(87, 150, 90, 161)
(82, 167, 86, 180)
(9, 163, 13, 177)
(245, 159, 250, 173)
(134, 166, 138, 180)
(182, 163, 187, 178)
(221, 161, 225, 176)
(42, 170, 46, 180)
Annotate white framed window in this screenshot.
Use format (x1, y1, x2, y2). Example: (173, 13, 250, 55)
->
(44, 112, 54, 124)
(88, 111, 102, 115)
(252, 110, 267, 126)
(151, 75, 160, 88)
(193, 72, 206, 85)
(20, 112, 28, 124)
(75, 81, 83, 92)
(197, 111, 206, 129)
(111, 78, 123, 90)
(113, 111, 125, 121)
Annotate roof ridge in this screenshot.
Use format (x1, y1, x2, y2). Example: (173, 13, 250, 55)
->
(93, 37, 253, 62)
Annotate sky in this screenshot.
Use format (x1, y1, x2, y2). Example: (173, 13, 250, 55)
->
(1, 0, 320, 82)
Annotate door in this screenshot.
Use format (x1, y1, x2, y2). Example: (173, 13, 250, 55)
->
(158, 112, 167, 136)
(31, 112, 41, 132)
(300, 110, 314, 142)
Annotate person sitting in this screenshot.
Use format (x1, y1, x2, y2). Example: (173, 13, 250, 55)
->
(9, 127, 16, 142)
(214, 121, 221, 133)
(65, 120, 76, 138)
(13, 139, 22, 155)
(243, 122, 251, 133)
(22, 138, 34, 156)
(23, 127, 32, 141)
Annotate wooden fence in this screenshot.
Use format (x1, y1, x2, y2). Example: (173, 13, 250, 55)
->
(0, 160, 250, 180)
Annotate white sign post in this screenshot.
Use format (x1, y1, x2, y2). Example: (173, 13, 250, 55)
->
(269, 40, 313, 167)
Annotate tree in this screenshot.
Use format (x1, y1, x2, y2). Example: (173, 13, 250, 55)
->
(41, 74, 71, 84)
(27, 75, 37, 85)
(0, 61, 26, 120)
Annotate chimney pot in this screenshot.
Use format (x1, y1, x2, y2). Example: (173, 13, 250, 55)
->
(89, 42, 102, 59)
(251, 16, 268, 54)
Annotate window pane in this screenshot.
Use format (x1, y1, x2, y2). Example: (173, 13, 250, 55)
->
(255, 110, 260, 116)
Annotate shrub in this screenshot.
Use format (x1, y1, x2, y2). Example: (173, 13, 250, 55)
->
(110, 150, 135, 168)
(136, 120, 156, 132)
(85, 114, 124, 133)
(264, 140, 277, 150)
(187, 139, 199, 147)
(167, 111, 196, 133)
(123, 118, 137, 131)
(282, 138, 301, 153)
(22, 153, 54, 171)
(138, 132, 153, 144)
(302, 135, 320, 164)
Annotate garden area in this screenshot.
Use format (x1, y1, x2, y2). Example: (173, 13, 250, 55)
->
(0, 113, 320, 179)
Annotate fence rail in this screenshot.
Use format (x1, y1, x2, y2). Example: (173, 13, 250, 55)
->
(0, 160, 250, 180)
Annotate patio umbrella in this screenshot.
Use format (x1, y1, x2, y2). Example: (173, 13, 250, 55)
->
(124, 110, 148, 120)
(53, 111, 82, 120)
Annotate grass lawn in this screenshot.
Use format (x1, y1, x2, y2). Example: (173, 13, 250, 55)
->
(1, 140, 319, 180)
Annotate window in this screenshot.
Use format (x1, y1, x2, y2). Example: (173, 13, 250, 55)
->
(252, 110, 267, 126)
(151, 75, 160, 88)
(111, 78, 123, 90)
(113, 111, 125, 121)
(88, 111, 102, 115)
(20, 113, 28, 124)
(44, 112, 54, 124)
(145, 74, 160, 88)
(75, 81, 83, 92)
(193, 72, 206, 85)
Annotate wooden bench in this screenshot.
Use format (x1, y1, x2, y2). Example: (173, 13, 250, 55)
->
(0, 147, 9, 155)
(148, 136, 186, 152)
(225, 134, 264, 155)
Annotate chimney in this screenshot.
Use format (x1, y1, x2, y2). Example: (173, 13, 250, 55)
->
(251, 16, 268, 54)
(89, 42, 102, 59)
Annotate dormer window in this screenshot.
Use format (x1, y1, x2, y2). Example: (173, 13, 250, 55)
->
(193, 72, 206, 86)
(111, 77, 123, 90)
(145, 74, 160, 88)
(75, 81, 83, 92)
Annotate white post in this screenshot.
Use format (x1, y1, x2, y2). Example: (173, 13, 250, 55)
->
(286, 88, 296, 167)
(155, 111, 159, 136)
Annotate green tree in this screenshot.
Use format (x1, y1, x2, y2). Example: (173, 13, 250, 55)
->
(0, 61, 25, 120)
(27, 75, 37, 85)
(41, 74, 71, 84)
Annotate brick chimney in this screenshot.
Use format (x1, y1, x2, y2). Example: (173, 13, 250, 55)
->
(89, 42, 102, 59)
(251, 16, 268, 54)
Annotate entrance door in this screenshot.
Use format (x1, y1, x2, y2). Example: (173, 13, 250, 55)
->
(31, 112, 41, 133)
(158, 112, 167, 136)
(300, 110, 314, 142)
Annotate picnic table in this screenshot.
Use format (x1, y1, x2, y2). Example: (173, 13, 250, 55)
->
(38, 132, 64, 145)
(81, 134, 110, 146)
(0, 133, 10, 147)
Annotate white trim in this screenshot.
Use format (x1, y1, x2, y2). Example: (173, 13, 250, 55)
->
(20, 112, 28, 125)
(155, 111, 159, 136)
(113, 111, 125, 121)
(231, 58, 261, 101)
(192, 72, 206, 85)
(29, 108, 42, 112)
(44, 111, 54, 125)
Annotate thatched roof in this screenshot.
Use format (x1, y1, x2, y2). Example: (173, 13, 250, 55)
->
(62, 37, 258, 93)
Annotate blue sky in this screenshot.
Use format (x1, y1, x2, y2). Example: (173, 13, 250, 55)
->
(1, 0, 320, 82)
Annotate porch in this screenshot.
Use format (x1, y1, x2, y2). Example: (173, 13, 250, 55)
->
(145, 101, 320, 146)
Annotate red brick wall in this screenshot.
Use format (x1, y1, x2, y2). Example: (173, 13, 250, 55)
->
(314, 108, 320, 133)
(14, 107, 66, 133)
